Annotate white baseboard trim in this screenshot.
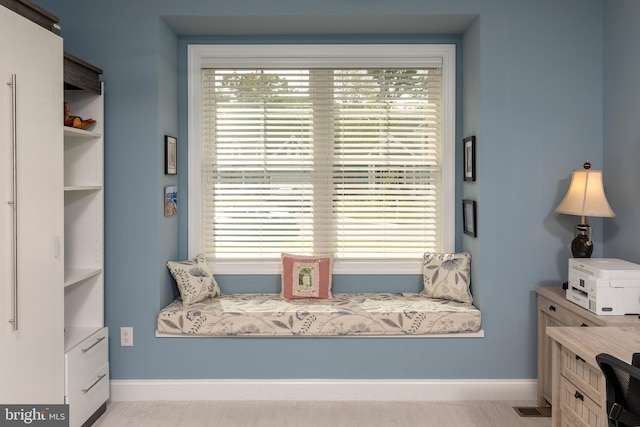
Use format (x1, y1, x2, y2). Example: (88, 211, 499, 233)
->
(110, 379, 537, 402)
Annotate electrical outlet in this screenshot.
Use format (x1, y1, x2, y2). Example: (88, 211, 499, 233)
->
(120, 327, 133, 347)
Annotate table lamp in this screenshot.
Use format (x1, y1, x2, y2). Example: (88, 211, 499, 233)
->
(555, 160, 615, 258)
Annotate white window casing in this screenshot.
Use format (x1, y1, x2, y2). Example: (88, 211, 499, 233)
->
(188, 44, 455, 275)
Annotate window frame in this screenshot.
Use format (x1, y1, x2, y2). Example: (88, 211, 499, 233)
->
(188, 44, 456, 275)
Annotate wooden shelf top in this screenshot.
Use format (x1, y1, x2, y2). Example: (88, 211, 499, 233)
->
(64, 52, 103, 94)
(0, 0, 60, 35)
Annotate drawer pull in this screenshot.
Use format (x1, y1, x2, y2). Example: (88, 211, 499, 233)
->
(581, 323, 588, 327)
(549, 305, 556, 312)
(81, 336, 106, 353)
(82, 373, 106, 394)
(575, 355, 586, 363)
(574, 391, 584, 401)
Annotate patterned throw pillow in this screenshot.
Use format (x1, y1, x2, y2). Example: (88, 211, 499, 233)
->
(421, 252, 473, 303)
(281, 253, 333, 299)
(167, 254, 221, 305)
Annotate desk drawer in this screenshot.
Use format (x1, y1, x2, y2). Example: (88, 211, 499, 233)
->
(65, 328, 108, 395)
(561, 347, 603, 403)
(560, 405, 591, 427)
(66, 363, 109, 427)
(560, 375, 600, 427)
(539, 296, 596, 327)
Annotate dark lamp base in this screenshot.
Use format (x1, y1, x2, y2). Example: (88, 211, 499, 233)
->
(571, 224, 593, 258)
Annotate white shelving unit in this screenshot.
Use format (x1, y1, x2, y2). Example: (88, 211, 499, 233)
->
(64, 87, 104, 349)
(64, 72, 108, 426)
(1, 5, 109, 424)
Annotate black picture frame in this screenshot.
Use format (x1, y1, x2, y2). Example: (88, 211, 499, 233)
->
(462, 199, 477, 237)
(463, 136, 476, 181)
(165, 135, 177, 175)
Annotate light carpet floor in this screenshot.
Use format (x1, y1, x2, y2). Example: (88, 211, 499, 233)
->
(93, 401, 552, 427)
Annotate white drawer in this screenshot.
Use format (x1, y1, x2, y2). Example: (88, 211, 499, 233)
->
(65, 327, 108, 395)
(66, 363, 109, 427)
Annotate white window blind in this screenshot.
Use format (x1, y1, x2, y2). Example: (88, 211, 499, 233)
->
(189, 45, 455, 274)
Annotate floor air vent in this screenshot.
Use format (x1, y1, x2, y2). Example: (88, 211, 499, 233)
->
(513, 406, 552, 417)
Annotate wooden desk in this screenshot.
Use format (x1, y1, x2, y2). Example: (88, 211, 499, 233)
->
(535, 286, 640, 407)
(547, 326, 640, 427)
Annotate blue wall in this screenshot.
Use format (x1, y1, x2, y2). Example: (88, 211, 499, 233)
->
(603, 0, 640, 264)
(35, 0, 617, 381)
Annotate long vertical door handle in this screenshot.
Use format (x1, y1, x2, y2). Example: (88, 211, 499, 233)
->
(7, 74, 18, 331)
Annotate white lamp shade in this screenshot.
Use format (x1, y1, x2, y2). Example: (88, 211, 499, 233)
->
(555, 169, 615, 218)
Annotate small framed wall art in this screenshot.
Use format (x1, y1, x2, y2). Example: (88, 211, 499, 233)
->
(462, 199, 477, 237)
(463, 136, 476, 181)
(165, 135, 177, 175)
(164, 185, 177, 217)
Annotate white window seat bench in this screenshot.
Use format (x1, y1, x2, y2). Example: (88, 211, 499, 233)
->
(156, 293, 483, 338)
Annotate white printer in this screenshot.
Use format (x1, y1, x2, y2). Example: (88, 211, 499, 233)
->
(567, 258, 640, 315)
